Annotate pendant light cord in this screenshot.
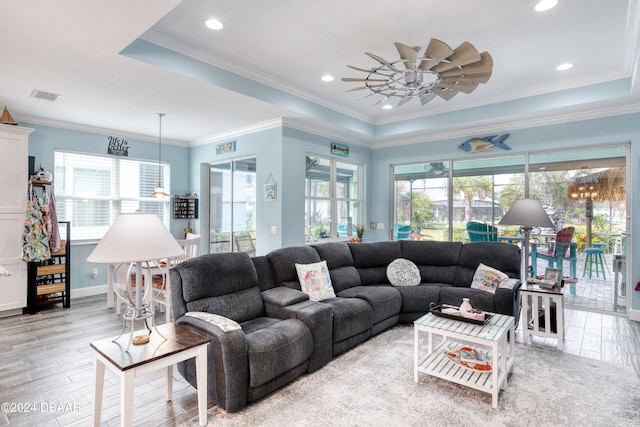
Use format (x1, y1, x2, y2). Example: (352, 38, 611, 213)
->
(157, 113, 165, 185)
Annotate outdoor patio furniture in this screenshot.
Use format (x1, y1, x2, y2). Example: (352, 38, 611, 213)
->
(583, 247, 607, 280)
(530, 227, 577, 278)
(466, 221, 498, 242)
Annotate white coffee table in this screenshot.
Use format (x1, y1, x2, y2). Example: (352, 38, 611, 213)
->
(414, 312, 515, 409)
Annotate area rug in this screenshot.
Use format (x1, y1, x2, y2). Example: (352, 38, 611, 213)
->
(181, 324, 639, 427)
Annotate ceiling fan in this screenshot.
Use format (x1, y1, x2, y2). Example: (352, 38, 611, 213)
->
(342, 38, 493, 107)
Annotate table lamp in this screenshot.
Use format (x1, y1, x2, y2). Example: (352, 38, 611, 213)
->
(87, 213, 183, 349)
(499, 199, 554, 282)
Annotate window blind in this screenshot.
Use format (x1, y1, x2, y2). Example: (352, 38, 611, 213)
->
(54, 150, 170, 240)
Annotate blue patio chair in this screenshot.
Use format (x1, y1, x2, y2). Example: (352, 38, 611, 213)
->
(394, 224, 411, 240)
(530, 227, 577, 278)
(466, 221, 498, 242)
(337, 224, 349, 237)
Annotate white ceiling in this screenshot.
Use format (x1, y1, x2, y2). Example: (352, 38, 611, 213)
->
(1, 0, 639, 148)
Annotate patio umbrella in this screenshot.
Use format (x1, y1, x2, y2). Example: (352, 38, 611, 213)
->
(567, 167, 625, 246)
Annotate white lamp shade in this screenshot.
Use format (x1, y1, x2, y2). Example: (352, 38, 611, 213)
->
(87, 213, 183, 263)
(499, 198, 555, 228)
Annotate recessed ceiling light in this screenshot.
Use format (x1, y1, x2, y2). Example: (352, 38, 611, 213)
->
(556, 63, 573, 71)
(205, 18, 224, 30)
(535, 0, 558, 12)
(382, 104, 393, 110)
(321, 75, 334, 82)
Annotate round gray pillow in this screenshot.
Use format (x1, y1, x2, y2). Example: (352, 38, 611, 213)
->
(386, 258, 421, 286)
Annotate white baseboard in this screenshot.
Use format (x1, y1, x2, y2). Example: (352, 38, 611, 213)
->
(71, 284, 108, 299)
(629, 309, 640, 322)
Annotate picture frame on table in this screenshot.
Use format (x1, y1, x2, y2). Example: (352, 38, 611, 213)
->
(544, 268, 563, 286)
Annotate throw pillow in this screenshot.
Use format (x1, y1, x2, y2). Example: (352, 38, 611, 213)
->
(471, 263, 508, 294)
(386, 258, 421, 287)
(295, 260, 336, 301)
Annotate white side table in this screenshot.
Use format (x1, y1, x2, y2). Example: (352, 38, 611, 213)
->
(521, 284, 564, 350)
(91, 323, 209, 426)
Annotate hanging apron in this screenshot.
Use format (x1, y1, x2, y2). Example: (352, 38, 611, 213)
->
(23, 199, 51, 262)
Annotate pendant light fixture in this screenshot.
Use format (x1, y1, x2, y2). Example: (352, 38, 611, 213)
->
(149, 113, 169, 198)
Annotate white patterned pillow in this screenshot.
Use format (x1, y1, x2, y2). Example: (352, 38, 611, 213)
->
(471, 263, 508, 294)
(295, 260, 336, 301)
(386, 258, 421, 286)
(185, 312, 241, 332)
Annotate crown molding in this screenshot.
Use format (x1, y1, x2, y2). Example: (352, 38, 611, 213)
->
(14, 113, 189, 147)
(189, 118, 285, 147)
(371, 102, 640, 149)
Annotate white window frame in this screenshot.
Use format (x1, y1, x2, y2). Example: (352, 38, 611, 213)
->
(54, 150, 170, 241)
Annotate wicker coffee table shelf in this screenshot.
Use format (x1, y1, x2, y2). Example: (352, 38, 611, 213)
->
(414, 312, 515, 408)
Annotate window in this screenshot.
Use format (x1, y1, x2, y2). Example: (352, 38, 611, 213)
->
(305, 155, 362, 240)
(392, 145, 626, 244)
(54, 150, 170, 240)
(209, 157, 257, 254)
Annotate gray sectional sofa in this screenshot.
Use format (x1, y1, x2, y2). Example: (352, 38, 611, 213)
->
(170, 240, 521, 412)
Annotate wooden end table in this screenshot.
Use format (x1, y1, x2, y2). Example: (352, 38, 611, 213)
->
(91, 323, 210, 426)
(521, 283, 564, 350)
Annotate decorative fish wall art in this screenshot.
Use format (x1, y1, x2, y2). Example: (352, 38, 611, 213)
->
(459, 133, 511, 153)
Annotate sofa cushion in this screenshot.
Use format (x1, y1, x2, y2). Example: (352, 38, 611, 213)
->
(187, 286, 265, 323)
(394, 283, 445, 313)
(312, 242, 361, 292)
(321, 297, 374, 343)
(267, 246, 322, 289)
(471, 263, 508, 294)
(337, 286, 402, 324)
(244, 318, 313, 388)
(349, 241, 402, 285)
(295, 260, 336, 301)
(386, 258, 421, 286)
(400, 240, 462, 285)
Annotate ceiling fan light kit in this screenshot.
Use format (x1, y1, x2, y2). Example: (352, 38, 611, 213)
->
(342, 38, 493, 107)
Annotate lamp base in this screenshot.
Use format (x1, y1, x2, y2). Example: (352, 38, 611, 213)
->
(132, 334, 150, 345)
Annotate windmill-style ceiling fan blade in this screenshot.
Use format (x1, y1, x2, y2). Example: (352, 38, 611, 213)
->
(397, 94, 413, 107)
(441, 72, 492, 85)
(345, 84, 386, 92)
(432, 41, 481, 73)
(357, 92, 375, 100)
(434, 86, 458, 101)
(365, 52, 399, 71)
(419, 92, 437, 105)
(341, 77, 388, 82)
(439, 81, 479, 94)
(419, 38, 454, 70)
(347, 65, 376, 73)
(440, 52, 493, 78)
(394, 42, 417, 70)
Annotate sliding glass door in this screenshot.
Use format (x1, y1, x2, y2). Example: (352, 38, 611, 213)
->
(209, 157, 256, 254)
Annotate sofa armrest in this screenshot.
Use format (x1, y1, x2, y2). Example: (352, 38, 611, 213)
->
(261, 287, 309, 306)
(494, 279, 522, 325)
(263, 293, 333, 372)
(175, 314, 249, 412)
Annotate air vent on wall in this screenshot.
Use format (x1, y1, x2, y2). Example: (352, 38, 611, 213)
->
(30, 89, 60, 102)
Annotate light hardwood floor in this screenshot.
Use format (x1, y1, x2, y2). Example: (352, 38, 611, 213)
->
(1, 295, 639, 426)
